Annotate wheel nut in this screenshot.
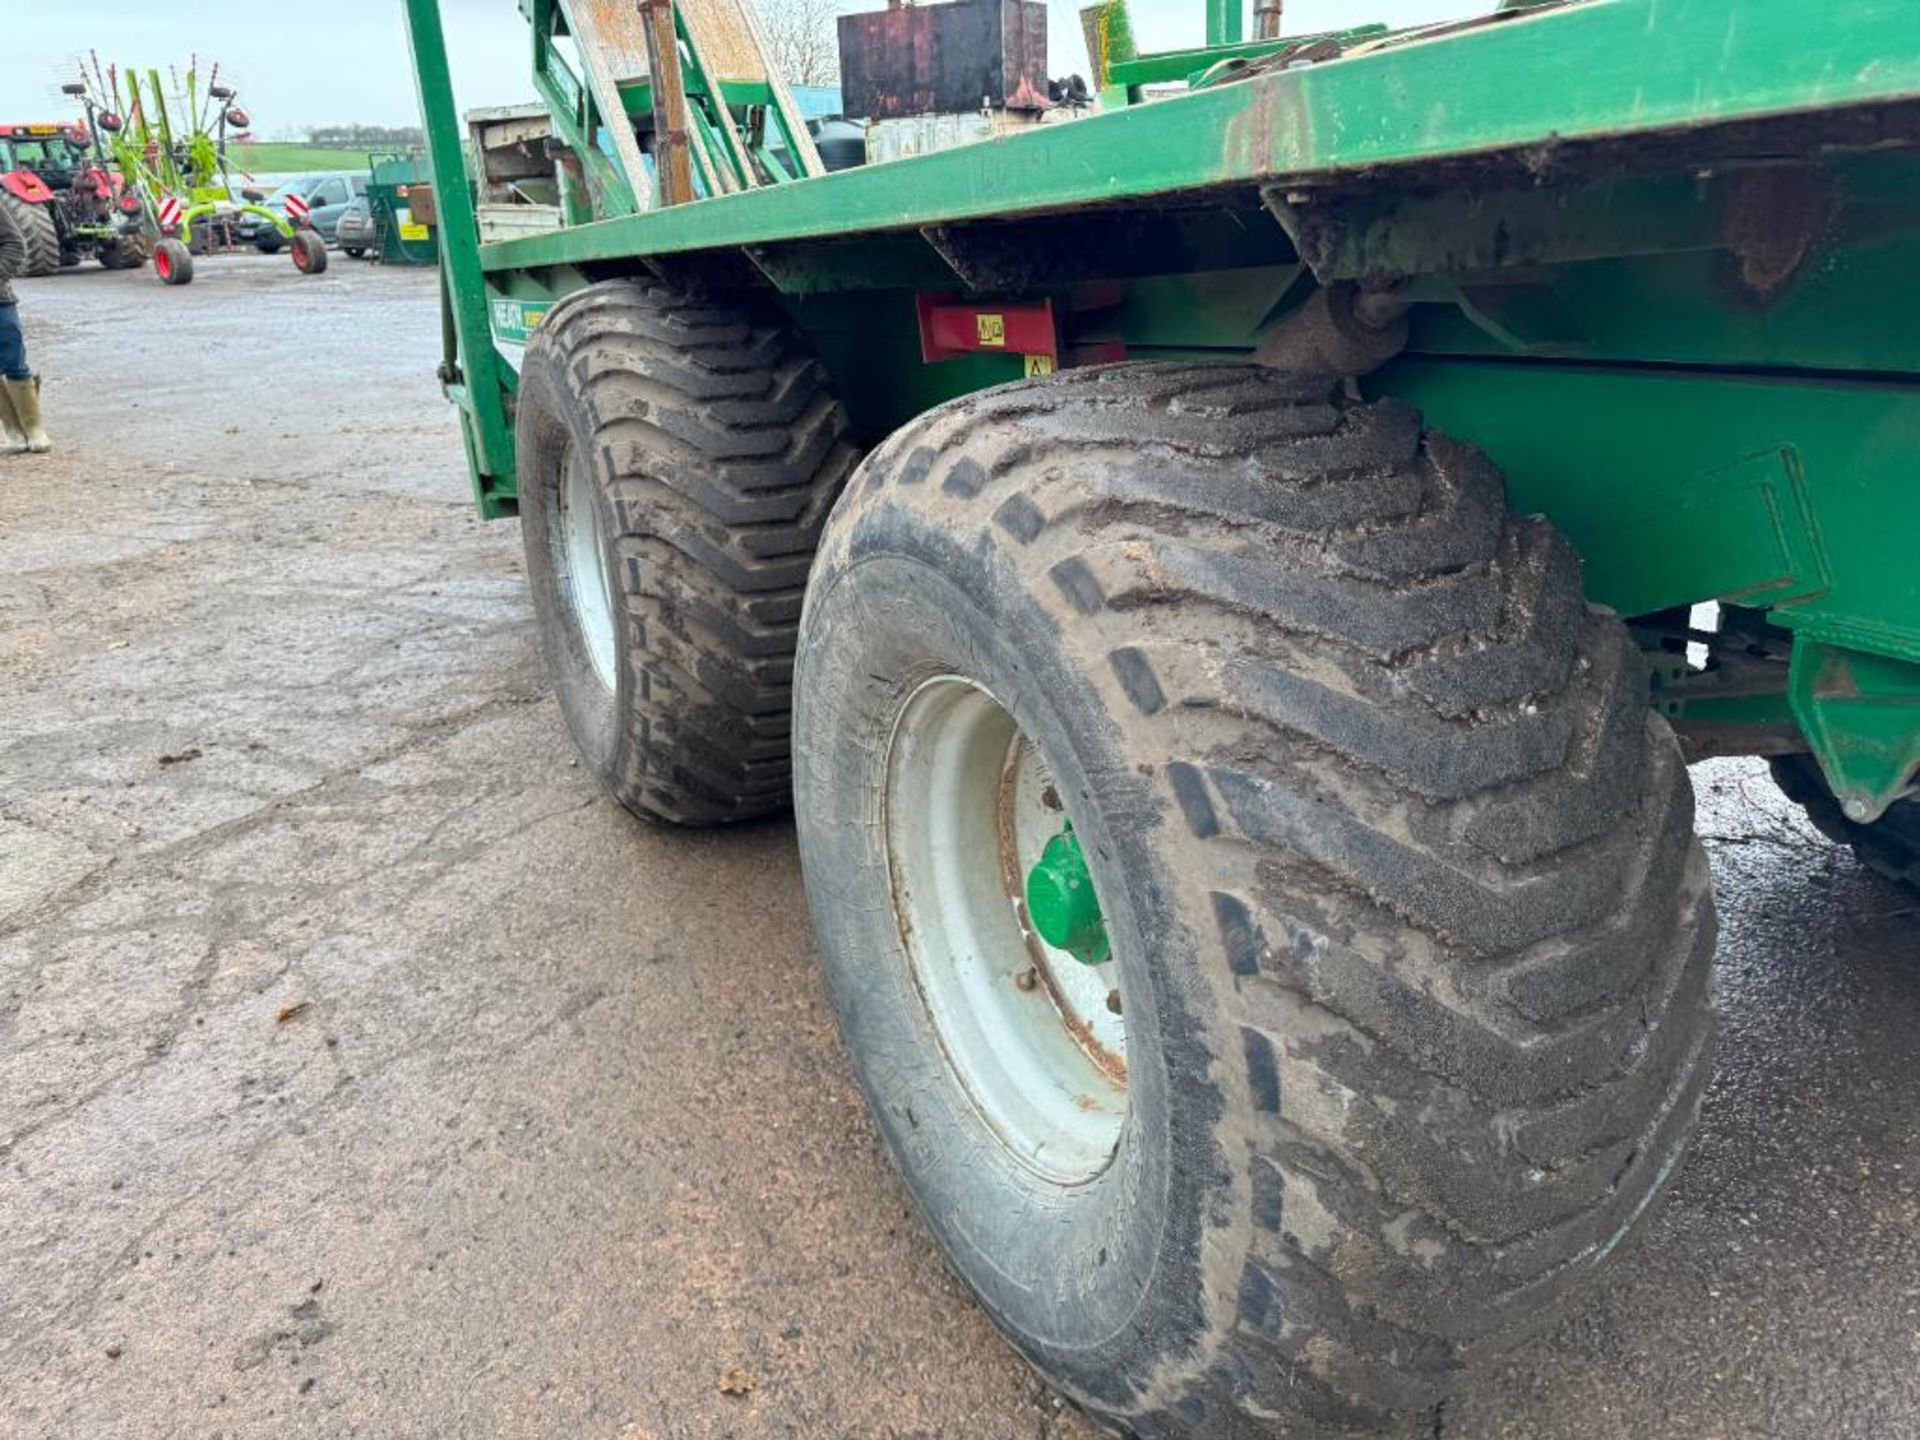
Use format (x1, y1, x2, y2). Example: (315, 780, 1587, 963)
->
(1106, 988, 1122, 1015)
(1014, 967, 1039, 991)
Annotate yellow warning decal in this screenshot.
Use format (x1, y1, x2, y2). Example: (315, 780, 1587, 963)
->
(976, 313, 1006, 347)
(1023, 355, 1055, 377)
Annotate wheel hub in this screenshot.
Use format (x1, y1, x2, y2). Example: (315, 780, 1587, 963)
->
(558, 447, 618, 690)
(884, 676, 1127, 1185)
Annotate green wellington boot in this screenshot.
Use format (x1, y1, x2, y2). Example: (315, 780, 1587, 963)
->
(1, 376, 51, 454)
(0, 378, 24, 451)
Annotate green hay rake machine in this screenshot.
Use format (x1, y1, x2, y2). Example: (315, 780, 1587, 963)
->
(404, 0, 1920, 1433)
(75, 58, 328, 286)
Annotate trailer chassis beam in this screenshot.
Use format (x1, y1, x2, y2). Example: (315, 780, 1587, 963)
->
(402, 0, 520, 515)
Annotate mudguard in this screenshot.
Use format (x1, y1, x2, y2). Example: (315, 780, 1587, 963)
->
(0, 170, 56, 205)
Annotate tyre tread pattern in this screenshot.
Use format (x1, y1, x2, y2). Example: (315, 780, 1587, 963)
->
(1, 192, 61, 279)
(820, 364, 1717, 1435)
(529, 279, 859, 823)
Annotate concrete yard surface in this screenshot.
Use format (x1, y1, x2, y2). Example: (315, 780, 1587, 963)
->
(2, 255, 1918, 1439)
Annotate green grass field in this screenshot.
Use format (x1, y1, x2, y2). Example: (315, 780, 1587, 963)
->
(228, 143, 380, 174)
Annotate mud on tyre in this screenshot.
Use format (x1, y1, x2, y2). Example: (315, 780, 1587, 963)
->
(514, 278, 859, 825)
(793, 363, 1719, 1436)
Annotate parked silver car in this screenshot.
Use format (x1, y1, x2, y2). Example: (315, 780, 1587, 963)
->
(335, 196, 376, 258)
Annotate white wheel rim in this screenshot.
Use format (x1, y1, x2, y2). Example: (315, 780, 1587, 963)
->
(558, 447, 618, 690)
(884, 676, 1128, 1185)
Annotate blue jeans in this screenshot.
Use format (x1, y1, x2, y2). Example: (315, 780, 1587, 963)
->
(0, 303, 27, 380)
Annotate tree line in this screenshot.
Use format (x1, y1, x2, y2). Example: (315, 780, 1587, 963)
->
(304, 124, 425, 148)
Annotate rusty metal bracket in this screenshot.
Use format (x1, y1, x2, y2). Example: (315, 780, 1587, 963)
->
(1789, 638, 1920, 823)
(1252, 282, 1409, 376)
(639, 0, 695, 205)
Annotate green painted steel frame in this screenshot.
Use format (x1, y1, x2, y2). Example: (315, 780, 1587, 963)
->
(404, 0, 518, 515)
(1106, 26, 1389, 89)
(177, 200, 292, 245)
(405, 0, 1920, 813)
(524, 0, 814, 216)
(528, 0, 642, 220)
(1204, 0, 1242, 47)
(474, 0, 1920, 274)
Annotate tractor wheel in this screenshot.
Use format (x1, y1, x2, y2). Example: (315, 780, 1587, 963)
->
(152, 239, 193, 287)
(98, 238, 147, 271)
(290, 230, 328, 274)
(0, 193, 61, 278)
(1770, 755, 1920, 889)
(513, 277, 859, 825)
(792, 364, 1718, 1437)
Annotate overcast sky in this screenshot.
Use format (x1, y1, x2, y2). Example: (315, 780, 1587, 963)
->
(3, 0, 1487, 133)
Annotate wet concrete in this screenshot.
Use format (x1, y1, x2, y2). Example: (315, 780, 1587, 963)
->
(1, 256, 1916, 1439)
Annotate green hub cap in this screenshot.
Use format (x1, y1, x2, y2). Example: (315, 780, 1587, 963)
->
(1025, 822, 1111, 967)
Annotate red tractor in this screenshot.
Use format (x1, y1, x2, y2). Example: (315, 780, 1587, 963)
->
(0, 121, 147, 274)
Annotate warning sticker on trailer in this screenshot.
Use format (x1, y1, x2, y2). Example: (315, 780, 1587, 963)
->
(396, 207, 429, 242)
(488, 297, 552, 372)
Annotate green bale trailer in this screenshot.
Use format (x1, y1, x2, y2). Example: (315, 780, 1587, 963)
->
(404, 0, 1920, 1432)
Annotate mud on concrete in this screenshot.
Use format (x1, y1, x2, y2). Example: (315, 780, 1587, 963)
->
(1, 255, 1917, 1439)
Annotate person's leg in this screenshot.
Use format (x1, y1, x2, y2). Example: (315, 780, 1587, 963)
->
(0, 302, 28, 379)
(0, 305, 24, 447)
(0, 303, 50, 454)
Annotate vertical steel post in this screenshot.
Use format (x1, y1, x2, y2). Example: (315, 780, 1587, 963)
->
(723, 0, 826, 177)
(642, 0, 697, 205)
(1205, 0, 1243, 47)
(401, 0, 518, 510)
